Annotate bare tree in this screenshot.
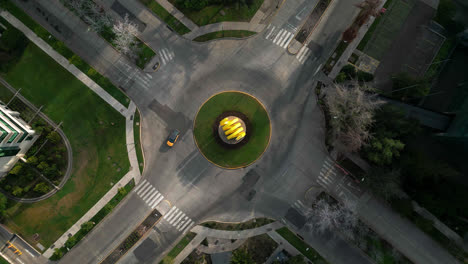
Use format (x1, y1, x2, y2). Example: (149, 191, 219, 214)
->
(112, 14, 139, 58)
(322, 82, 384, 154)
(64, 0, 111, 33)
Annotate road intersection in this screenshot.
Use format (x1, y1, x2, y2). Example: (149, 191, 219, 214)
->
(6, 0, 461, 263)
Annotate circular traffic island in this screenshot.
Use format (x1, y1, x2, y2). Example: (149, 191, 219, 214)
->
(194, 91, 271, 169)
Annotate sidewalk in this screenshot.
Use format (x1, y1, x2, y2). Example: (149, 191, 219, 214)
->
(0, 8, 145, 259)
(173, 222, 283, 264)
(154, 0, 199, 31)
(0, 10, 128, 116)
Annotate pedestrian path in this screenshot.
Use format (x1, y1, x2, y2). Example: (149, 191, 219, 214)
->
(263, 24, 312, 64)
(133, 179, 165, 210)
(162, 206, 194, 234)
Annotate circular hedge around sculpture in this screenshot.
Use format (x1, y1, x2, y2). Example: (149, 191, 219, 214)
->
(193, 91, 271, 169)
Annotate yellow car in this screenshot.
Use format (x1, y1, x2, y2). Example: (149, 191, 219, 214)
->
(166, 129, 180, 147)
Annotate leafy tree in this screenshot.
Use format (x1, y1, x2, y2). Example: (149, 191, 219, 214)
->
(391, 73, 430, 102)
(9, 164, 22, 175)
(434, 0, 464, 35)
(65, 236, 77, 249)
(118, 187, 127, 196)
(34, 182, 51, 194)
(341, 64, 357, 79)
(0, 193, 7, 217)
(37, 161, 49, 171)
(357, 70, 374, 82)
(364, 137, 404, 165)
(11, 186, 23, 196)
(27, 156, 39, 165)
(51, 248, 64, 260)
(81, 221, 94, 232)
(231, 249, 255, 264)
(47, 131, 61, 144)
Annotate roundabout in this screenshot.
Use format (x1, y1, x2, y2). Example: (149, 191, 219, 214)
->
(193, 91, 271, 169)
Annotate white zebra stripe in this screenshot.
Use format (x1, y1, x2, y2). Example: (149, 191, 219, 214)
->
(163, 206, 177, 219)
(166, 208, 181, 223)
(168, 211, 184, 225)
(136, 181, 150, 195)
(274, 30, 288, 45)
(279, 32, 293, 47)
(139, 185, 153, 199)
(265, 26, 276, 39)
(182, 221, 194, 233)
(282, 33, 294, 48)
(143, 189, 158, 203)
(151, 195, 165, 209)
(133, 180, 147, 193)
(171, 213, 186, 226)
(272, 29, 285, 44)
(176, 216, 188, 230)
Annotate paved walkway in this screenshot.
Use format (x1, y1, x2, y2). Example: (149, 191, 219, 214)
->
(197, 238, 246, 254)
(0, 9, 144, 258)
(154, 0, 280, 40)
(173, 222, 283, 264)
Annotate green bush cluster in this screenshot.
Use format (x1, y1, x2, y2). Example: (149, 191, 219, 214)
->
(335, 64, 374, 83)
(0, 18, 28, 72)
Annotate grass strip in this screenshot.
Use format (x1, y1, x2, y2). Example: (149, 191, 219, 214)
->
(160, 232, 196, 264)
(193, 30, 256, 42)
(276, 227, 329, 263)
(133, 109, 144, 174)
(0, 256, 8, 264)
(201, 218, 274, 231)
(424, 37, 456, 80)
(139, 0, 190, 35)
(169, 0, 263, 26)
(50, 180, 135, 260)
(356, 0, 394, 51)
(0, 0, 131, 107)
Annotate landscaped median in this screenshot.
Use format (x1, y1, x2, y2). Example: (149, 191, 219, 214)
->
(139, 0, 191, 35)
(276, 227, 329, 263)
(133, 109, 145, 174)
(160, 232, 196, 264)
(193, 30, 256, 42)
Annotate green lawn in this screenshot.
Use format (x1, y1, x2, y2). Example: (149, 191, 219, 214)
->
(0, 256, 7, 264)
(193, 92, 270, 168)
(424, 37, 455, 79)
(193, 30, 256, 42)
(50, 180, 135, 260)
(136, 42, 157, 69)
(160, 232, 196, 264)
(139, 0, 191, 35)
(360, 0, 415, 60)
(133, 109, 145, 174)
(1, 43, 129, 248)
(0, 0, 131, 108)
(170, 0, 264, 26)
(356, 0, 395, 51)
(276, 227, 329, 263)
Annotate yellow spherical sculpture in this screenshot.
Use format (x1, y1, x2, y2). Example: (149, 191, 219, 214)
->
(219, 116, 246, 142)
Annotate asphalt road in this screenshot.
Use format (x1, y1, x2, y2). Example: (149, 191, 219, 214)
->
(55, 0, 376, 263)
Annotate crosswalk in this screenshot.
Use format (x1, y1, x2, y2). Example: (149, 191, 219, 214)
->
(265, 25, 295, 49)
(133, 180, 165, 210)
(296, 46, 312, 64)
(115, 58, 152, 90)
(264, 25, 313, 64)
(317, 157, 339, 189)
(158, 48, 175, 65)
(292, 199, 313, 216)
(162, 206, 194, 234)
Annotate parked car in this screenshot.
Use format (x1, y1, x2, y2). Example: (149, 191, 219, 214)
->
(166, 129, 180, 147)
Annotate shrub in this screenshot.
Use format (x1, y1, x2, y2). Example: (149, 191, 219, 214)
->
(33, 182, 50, 194)
(357, 70, 374, 82)
(81, 221, 95, 232)
(341, 64, 357, 79)
(65, 236, 77, 249)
